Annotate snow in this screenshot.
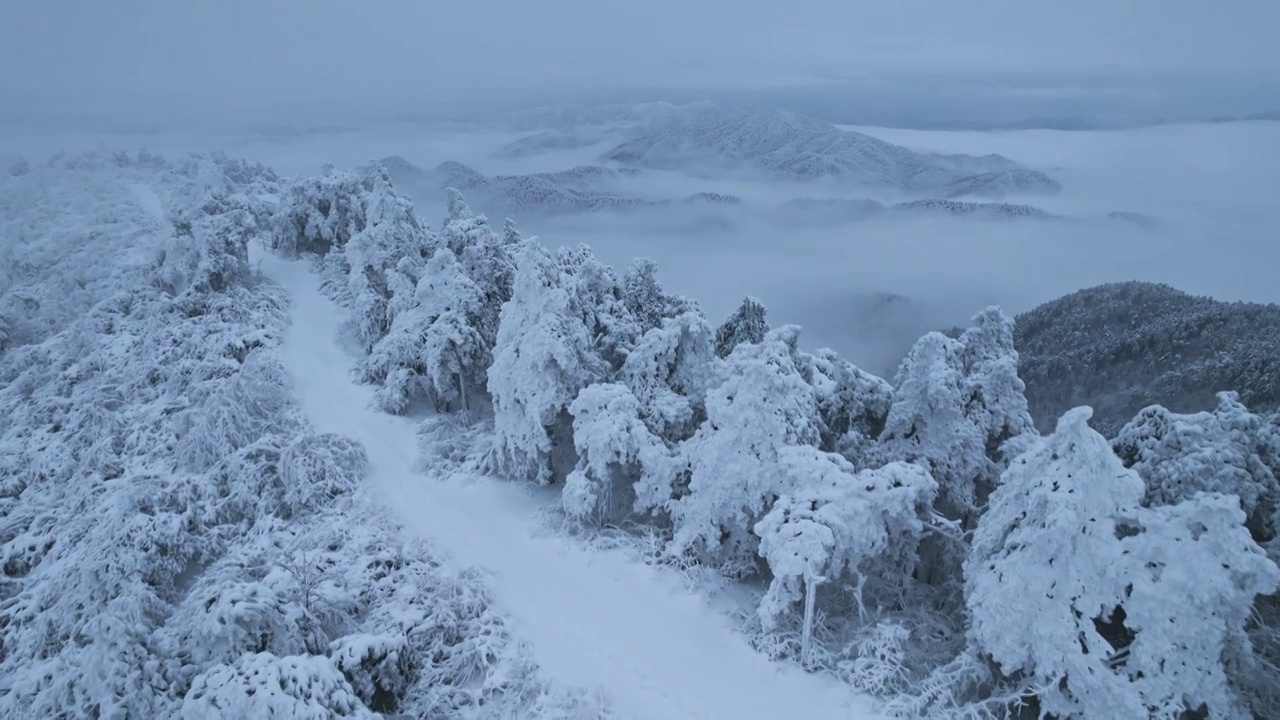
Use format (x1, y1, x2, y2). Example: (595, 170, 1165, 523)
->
(129, 182, 167, 223)
(256, 248, 883, 720)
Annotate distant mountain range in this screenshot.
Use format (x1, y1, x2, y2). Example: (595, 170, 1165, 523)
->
(596, 106, 1061, 196)
(1204, 109, 1280, 124)
(376, 157, 747, 218)
(373, 156, 1148, 228)
(1014, 282, 1280, 436)
(494, 100, 1280, 133)
(777, 197, 1056, 222)
(492, 102, 1060, 199)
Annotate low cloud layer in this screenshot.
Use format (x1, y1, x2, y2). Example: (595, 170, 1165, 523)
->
(3, 1, 1279, 127)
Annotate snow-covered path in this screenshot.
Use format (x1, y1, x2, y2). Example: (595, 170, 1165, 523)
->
(259, 251, 882, 720)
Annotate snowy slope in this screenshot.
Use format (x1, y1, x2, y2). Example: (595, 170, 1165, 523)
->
(258, 251, 884, 720)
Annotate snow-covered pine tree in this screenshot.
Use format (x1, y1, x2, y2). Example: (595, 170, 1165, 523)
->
(755, 453, 936, 632)
(965, 406, 1279, 719)
(880, 309, 1037, 529)
(618, 310, 718, 445)
(156, 191, 259, 297)
(489, 240, 608, 485)
(271, 168, 375, 256)
(1113, 391, 1280, 544)
(343, 170, 436, 352)
(563, 382, 677, 525)
(714, 295, 769, 358)
(440, 189, 488, 258)
(879, 332, 984, 524)
(957, 307, 1038, 476)
(415, 248, 490, 413)
(558, 244, 641, 373)
(670, 325, 821, 575)
(441, 189, 515, 371)
(364, 248, 490, 414)
(175, 191, 263, 293)
(1112, 394, 1280, 713)
(622, 258, 697, 334)
(805, 348, 894, 463)
(502, 217, 522, 245)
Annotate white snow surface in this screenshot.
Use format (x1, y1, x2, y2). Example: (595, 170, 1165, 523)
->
(257, 249, 882, 720)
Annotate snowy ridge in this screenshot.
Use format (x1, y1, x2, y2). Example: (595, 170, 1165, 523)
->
(600, 106, 1062, 196)
(259, 251, 883, 720)
(8, 150, 1276, 719)
(380, 156, 734, 218)
(270, 166, 1280, 718)
(391, 158, 646, 215)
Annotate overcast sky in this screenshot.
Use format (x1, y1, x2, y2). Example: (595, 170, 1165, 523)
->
(2, 0, 1278, 127)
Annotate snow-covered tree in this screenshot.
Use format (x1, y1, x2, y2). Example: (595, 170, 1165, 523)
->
(175, 192, 262, 292)
(1113, 391, 1280, 543)
(880, 310, 1037, 529)
(272, 169, 375, 256)
(563, 383, 678, 525)
(559, 244, 641, 372)
(806, 348, 894, 462)
(879, 332, 984, 523)
(415, 249, 492, 413)
(174, 349, 296, 473)
(956, 307, 1037, 470)
(502, 217, 522, 244)
(155, 190, 266, 297)
(342, 172, 436, 352)
(622, 258, 697, 334)
(441, 189, 515, 368)
(279, 432, 368, 517)
(365, 248, 490, 414)
(1112, 395, 1280, 714)
(489, 241, 608, 485)
(182, 652, 376, 719)
(755, 453, 936, 630)
(966, 406, 1279, 719)
(670, 325, 821, 574)
(619, 310, 718, 443)
(714, 295, 769, 358)
(329, 634, 415, 714)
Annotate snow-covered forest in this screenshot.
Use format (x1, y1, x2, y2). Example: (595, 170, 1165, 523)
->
(0, 155, 609, 718)
(2, 150, 1278, 719)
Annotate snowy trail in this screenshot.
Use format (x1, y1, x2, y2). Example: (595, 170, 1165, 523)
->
(259, 251, 882, 720)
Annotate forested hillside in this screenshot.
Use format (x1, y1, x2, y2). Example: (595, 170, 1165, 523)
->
(0, 154, 605, 718)
(3, 151, 1277, 719)
(1015, 282, 1280, 436)
(272, 160, 1280, 719)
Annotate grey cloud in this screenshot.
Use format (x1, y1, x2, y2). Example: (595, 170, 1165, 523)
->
(2, 0, 1278, 126)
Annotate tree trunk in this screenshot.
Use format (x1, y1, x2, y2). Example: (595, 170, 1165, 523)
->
(801, 573, 824, 669)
